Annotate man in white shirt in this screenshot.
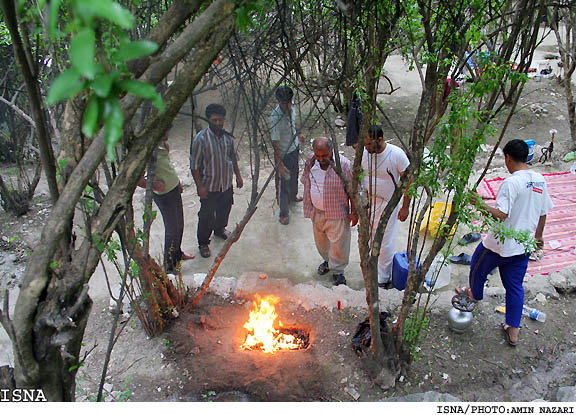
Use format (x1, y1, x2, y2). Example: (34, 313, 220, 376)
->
(361, 125, 411, 289)
(458, 139, 554, 346)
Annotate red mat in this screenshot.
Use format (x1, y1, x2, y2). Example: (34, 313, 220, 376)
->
(479, 172, 576, 275)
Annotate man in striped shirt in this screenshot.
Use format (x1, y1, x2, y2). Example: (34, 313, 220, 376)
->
(190, 104, 243, 258)
(302, 137, 358, 286)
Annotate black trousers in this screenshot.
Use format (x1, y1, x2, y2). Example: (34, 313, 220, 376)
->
(153, 185, 184, 271)
(275, 148, 299, 218)
(197, 186, 234, 246)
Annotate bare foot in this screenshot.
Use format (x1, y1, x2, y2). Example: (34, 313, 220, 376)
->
(182, 253, 195, 260)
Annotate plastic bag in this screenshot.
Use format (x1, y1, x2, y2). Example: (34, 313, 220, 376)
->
(351, 311, 390, 355)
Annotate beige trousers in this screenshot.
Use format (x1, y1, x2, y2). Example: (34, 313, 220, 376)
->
(312, 208, 351, 274)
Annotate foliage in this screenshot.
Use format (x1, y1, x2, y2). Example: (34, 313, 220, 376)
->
(45, 0, 164, 160)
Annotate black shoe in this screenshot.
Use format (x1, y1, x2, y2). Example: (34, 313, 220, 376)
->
(378, 281, 394, 290)
(317, 261, 330, 275)
(199, 245, 211, 258)
(458, 232, 481, 246)
(333, 273, 347, 286)
(449, 253, 472, 265)
(214, 229, 231, 240)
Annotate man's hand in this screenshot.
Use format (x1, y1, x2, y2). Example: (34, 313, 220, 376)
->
(349, 211, 359, 227)
(469, 192, 481, 206)
(535, 236, 544, 249)
(236, 175, 244, 189)
(398, 205, 409, 222)
(197, 185, 208, 199)
(278, 162, 289, 177)
(153, 180, 165, 193)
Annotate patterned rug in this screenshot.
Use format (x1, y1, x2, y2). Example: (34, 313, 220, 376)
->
(478, 171, 576, 276)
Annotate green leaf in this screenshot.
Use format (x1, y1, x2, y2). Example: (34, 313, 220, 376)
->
(103, 98, 124, 160)
(47, 68, 84, 104)
(90, 71, 119, 98)
(112, 40, 158, 63)
(76, 0, 134, 29)
(118, 80, 164, 111)
(70, 28, 96, 79)
(82, 96, 100, 138)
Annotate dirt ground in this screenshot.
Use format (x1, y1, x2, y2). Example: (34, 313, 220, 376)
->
(1, 32, 576, 403)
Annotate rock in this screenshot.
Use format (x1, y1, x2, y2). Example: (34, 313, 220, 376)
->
(535, 293, 547, 304)
(524, 274, 560, 299)
(556, 386, 576, 402)
(344, 386, 360, 400)
(384, 391, 459, 402)
(334, 118, 346, 127)
(553, 266, 576, 294)
(103, 383, 114, 392)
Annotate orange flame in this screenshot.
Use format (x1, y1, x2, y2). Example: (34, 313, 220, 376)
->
(241, 295, 303, 353)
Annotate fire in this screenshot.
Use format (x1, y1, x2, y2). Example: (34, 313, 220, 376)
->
(241, 295, 304, 353)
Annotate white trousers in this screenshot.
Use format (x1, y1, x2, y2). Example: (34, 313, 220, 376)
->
(312, 208, 351, 273)
(371, 202, 401, 283)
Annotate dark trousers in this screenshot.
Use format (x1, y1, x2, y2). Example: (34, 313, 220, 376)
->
(197, 186, 234, 246)
(153, 186, 184, 271)
(275, 148, 299, 218)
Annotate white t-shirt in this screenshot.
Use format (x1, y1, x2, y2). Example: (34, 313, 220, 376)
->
(483, 169, 554, 257)
(361, 144, 410, 208)
(309, 161, 326, 211)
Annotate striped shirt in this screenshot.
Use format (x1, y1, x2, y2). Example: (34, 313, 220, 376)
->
(189, 127, 237, 192)
(302, 154, 352, 220)
(270, 105, 299, 156)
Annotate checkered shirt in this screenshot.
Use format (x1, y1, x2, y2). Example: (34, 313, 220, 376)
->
(302, 154, 352, 220)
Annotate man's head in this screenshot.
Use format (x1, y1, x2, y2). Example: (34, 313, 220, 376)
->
(276, 86, 293, 114)
(312, 137, 333, 169)
(503, 139, 528, 171)
(205, 104, 226, 133)
(365, 125, 384, 154)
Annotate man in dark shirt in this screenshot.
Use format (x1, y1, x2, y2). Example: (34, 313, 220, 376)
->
(190, 104, 243, 258)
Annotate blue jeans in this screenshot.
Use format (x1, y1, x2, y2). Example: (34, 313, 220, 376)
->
(469, 242, 529, 328)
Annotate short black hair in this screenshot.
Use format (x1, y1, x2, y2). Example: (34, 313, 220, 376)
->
(503, 139, 528, 163)
(275, 86, 293, 103)
(205, 103, 226, 119)
(368, 125, 383, 141)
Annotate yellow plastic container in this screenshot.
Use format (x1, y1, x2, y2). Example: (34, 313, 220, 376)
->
(419, 202, 456, 238)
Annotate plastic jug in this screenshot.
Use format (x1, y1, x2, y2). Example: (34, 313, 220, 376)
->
(392, 252, 410, 290)
(524, 139, 535, 163)
(424, 254, 451, 291)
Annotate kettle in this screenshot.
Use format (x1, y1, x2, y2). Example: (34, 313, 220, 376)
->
(447, 306, 473, 333)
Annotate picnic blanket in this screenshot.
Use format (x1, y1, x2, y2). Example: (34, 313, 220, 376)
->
(478, 172, 576, 275)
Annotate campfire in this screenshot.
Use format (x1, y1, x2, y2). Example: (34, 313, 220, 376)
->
(241, 294, 309, 353)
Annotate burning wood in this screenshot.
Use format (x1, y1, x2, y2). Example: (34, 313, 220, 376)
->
(241, 295, 308, 353)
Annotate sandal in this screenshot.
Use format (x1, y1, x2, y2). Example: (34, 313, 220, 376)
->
(458, 232, 481, 246)
(501, 323, 519, 347)
(449, 253, 472, 265)
(317, 261, 330, 275)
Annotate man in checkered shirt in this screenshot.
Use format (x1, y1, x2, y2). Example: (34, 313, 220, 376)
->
(301, 137, 358, 286)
